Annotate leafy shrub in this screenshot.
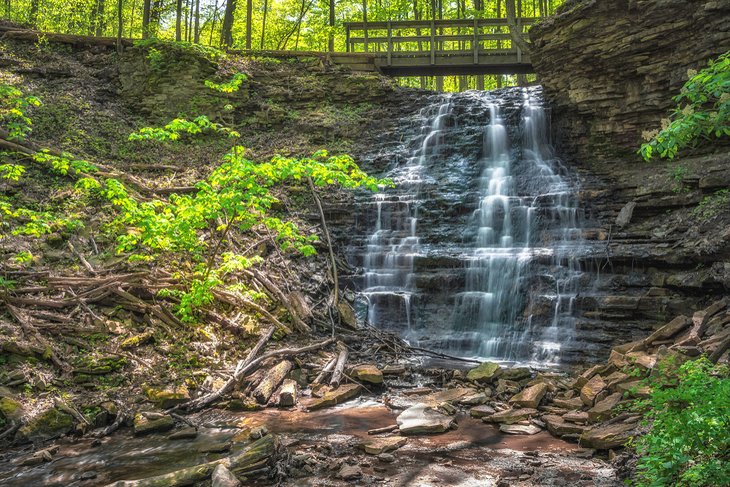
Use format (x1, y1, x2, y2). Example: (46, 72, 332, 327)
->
(633, 358, 730, 487)
(205, 73, 247, 93)
(640, 51, 730, 161)
(691, 189, 729, 221)
(0, 83, 41, 141)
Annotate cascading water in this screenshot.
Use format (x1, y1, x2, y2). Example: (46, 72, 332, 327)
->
(362, 99, 452, 340)
(354, 88, 586, 366)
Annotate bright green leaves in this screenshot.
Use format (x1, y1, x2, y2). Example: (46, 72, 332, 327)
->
(0, 83, 41, 141)
(33, 150, 98, 176)
(7, 206, 84, 237)
(205, 73, 247, 93)
(128, 115, 240, 142)
(0, 163, 26, 181)
(640, 51, 730, 161)
(633, 358, 730, 487)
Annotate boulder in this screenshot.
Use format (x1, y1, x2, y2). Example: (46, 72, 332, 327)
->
(643, 315, 691, 346)
(615, 381, 651, 398)
(305, 384, 361, 411)
(133, 412, 174, 436)
(604, 371, 631, 391)
(16, 408, 74, 442)
(482, 408, 538, 425)
(212, 464, 241, 487)
(0, 395, 24, 423)
(543, 414, 586, 437)
(615, 201, 636, 228)
(495, 379, 521, 396)
(500, 367, 532, 381)
(580, 422, 637, 449)
(626, 352, 657, 370)
(396, 404, 455, 435)
(337, 465, 363, 480)
(587, 392, 623, 423)
(350, 364, 383, 384)
(499, 424, 542, 435)
(509, 383, 548, 408)
(382, 365, 407, 375)
(144, 385, 190, 408)
(469, 405, 496, 418)
(580, 375, 606, 406)
(360, 436, 407, 455)
(466, 362, 502, 382)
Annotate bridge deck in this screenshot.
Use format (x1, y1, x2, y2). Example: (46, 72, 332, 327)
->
(343, 17, 535, 76)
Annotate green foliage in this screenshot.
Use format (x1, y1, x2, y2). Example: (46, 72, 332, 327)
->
(205, 73, 247, 93)
(667, 165, 690, 193)
(33, 150, 98, 176)
(0, 163, 26, 181)
(641, 51, 730, 161)
(691, 189, 729, 221)
(0, 83, 42, 141)
(10, 207, 84, 237)
(633, 358, 730, 487)
(11, 250, 34, 265)
(0, 277, 16, 289)
(146, 47, 164, 71)
(128, 116, 240, 142)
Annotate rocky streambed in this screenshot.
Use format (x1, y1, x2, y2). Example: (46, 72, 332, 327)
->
(2, 297, 727, 486)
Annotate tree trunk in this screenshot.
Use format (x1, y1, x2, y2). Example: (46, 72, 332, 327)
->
(328, 0, 335, 52)
(116, 0, 123, 53)
(175, 0, 183, 41)
(142, 0, 151, 38)
(245, 0, 252, 49)
(220, 0, 236, 46)
(504, 0, 530, 53)
(95, 0, 106, 36)
(260, 0, 268, 48)
(150, 0, 162, 36)
(209, 0, 218, 45)
(193, 0, 200, 42)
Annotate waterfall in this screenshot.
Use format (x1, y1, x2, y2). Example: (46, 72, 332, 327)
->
(362, 98, 452, 340)
(355, 88, 585, 366)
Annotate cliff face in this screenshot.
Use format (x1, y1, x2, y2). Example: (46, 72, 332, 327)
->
(530, 0, 730, 168)
(528, 0, 730, 358)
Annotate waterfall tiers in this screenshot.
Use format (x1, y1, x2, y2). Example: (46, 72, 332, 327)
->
(348, 87, 591, 367)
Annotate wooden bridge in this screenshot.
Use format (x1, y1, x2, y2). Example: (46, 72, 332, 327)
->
(338, 18, 535, 76)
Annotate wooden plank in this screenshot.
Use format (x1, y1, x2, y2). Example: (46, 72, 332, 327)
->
(343, 17, 537, 31)
(430, 20, 436, 65)
(387, 21, 392, 66)
(348, 33, 517, 44)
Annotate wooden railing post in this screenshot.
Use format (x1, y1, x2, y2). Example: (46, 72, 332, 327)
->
(430, 19, 436, 65)
(346, 24, 350, 52)
(387, 20, 392, 66)
(516, 17, 522, 62)
(473, 18, 478, 64)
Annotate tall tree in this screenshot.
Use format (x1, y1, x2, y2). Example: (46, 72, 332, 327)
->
(116, 0, 123, 52)
(245, 0, 252, 49)
(193, 0, 200, 43)
(141, 0, 151, 38)
(220, 0, 236, 46)
(175, 0, 183, 41)
(260, 0, 268, 49)
(505, 0, 529, 53)
(94, 0, 106, 36)
(28, 0, 39, 26)
(328, 0, 335, 52)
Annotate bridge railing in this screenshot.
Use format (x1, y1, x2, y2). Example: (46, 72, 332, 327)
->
(344, 18, 535, 66)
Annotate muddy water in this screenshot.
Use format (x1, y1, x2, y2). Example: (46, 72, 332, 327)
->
(0, 397, 620, 487)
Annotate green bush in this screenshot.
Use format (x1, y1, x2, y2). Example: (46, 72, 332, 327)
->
(640, 51, 730, 161)
(633, 358, 730, 486)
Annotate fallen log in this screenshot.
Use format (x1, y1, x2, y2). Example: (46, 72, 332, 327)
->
(313, 356, 337, 384)
(252, 360, 292, 404)
(178, 335, 334, 412)
(329, 341, 348, 388)
(276, 379, 298, 407)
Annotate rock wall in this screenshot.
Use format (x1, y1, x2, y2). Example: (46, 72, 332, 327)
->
(530, 0, 730, 168)
(528, 0, 730, 358)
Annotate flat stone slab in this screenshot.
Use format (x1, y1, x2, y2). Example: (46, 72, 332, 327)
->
(482, 408, 538, 425)
(133, 412, 174, 436)
(360, 436, 408, 455)
(509, 382, 548, 409)
(580, 421, 637, 449)
(306, 384, 362, 411)
(543, 414, 587, 437)
(396, 404, 455, 435)
(499, 424, 542, 435)
(469, 405, 496, 418)
(350, 364, 383, 384)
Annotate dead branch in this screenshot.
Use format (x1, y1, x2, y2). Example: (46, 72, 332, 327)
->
(329, 341, 348, 388)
